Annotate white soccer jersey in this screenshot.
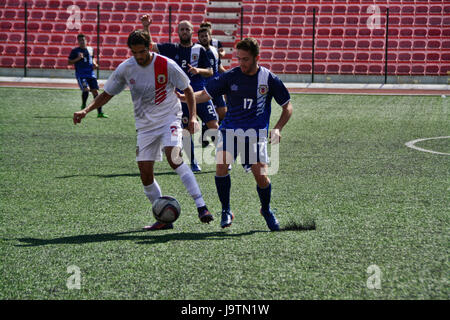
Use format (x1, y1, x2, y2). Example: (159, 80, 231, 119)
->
(104, 53, 190, 131)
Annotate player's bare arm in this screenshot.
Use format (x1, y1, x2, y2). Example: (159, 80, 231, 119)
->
(140, 15, 159, 53)
(176, 89, 210, 105)
(218, 48, 226, 59)
(270, 101, 293, 144)
(187, 64, 213, 78)
(73, 91, 113, 124)
(183, 85, 199, 134)
(219, 65, 227, 73)
(68, 53, 83, 65)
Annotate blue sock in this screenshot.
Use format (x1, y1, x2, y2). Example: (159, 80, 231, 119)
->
(257, 183, 271, 213)
(215, 175, 231, 211)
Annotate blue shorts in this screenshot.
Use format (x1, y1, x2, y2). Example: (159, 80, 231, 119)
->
(181, 101, 218, 128)
(76, 77, 99, 91)
(216, 129, 269, 168)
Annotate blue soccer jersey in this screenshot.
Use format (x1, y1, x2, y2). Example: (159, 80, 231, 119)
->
(157, 43, 211, 92)
(205, 66, 291, 132)
(205, 46, 221, 79)
(68, 46, 96, 78)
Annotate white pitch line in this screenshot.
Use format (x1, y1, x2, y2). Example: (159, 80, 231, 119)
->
(405, 136, 450, 156)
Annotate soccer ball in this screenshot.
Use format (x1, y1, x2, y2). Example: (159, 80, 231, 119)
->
(152, 196, 181, 224)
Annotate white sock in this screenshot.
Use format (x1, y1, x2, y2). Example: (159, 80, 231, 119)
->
(175, 163, 206, 208)
(143, 180, 162, 204)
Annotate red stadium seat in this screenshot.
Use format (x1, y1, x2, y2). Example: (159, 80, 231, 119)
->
(128, 2, 140, 11)
(326, 64, 340, 74)
(368, 65, 383, 75)
(265, 16, 277, 25)
(50, 35, 63, 44)
(29, 58, 42, 68)
(275, 39, 288, 48)
(48, 1, 60, 9)
(115, 48, 128, 58)
(287, 52, 300, 61)
(261, 39, 274, 49)
(271, 63, 284, 73)
(108, 24, 121, 33)
(57, 58, 69, 68)
(340, 64, 354, 74)
(141, 2, 153, 12)
(102, 48, 115, 57)
(299, 64, 312, 73)
(4, 44, 18, 55)
(101, 2, 113, 10)
(43, 58, 57, 69)
(47, 46, 60, 56)
(260, 51, 273, 60)
(285, 64, 298, 73)
(288, 39, 301, 49)
(328, 52, 341, 61)
(273, 52, 286, 61)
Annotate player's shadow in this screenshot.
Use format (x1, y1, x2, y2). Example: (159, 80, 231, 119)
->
(34, 116, 73, 119)
(56, 170, 215, 179)
(55, 171, 176, 179)
(14, 229, 264, 247)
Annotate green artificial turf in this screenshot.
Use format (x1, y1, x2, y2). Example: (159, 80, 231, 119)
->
(0, 87, 448, 299)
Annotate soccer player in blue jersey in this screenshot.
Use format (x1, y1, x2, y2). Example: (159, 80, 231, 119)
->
(141, 16, 219, 172)
(200, 22, 226, 59)
(198, 27, 227, 148)
(68, 34, 108, 118)
(178, 38, 293, 231)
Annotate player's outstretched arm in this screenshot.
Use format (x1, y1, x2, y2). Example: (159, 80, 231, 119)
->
(140, 14, 159, 53)
(270, 101, 293, 144)
(73, 91, 114, 125)
(187, 64, 213, 78)
(176, 89, 211, 105)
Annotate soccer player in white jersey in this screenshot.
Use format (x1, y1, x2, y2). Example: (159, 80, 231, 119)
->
(178, 38, 293, 231)
(73, 30, 214, 230)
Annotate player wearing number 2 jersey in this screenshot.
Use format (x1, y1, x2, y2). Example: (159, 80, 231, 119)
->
(178, 38, 293, 231)
(141, 16, 219, 172)
(73, 30, 214, 231)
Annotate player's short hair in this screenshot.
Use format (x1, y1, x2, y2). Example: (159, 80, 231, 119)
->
(236, 38, 260, 58)
(77, 34, 85, 40)
(178, 20, 193, 30)
(127, 30, 150, 49)
(200, 21, 212, 29)
(198, 27, 211, 36)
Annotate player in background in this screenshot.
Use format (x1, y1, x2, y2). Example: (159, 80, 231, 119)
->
(73, 30, 214, 230)
(141, 16, 219, 173)
(68, 34, 108, 118)
(199, 21, 226, 59)
(197, 27, 227, 148)
(178, 38, 293, 231)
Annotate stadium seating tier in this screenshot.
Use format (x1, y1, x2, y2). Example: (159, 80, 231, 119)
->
(0, 0, 447, 76)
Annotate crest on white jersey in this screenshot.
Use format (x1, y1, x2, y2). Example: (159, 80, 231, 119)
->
(157, 74, 167, 84)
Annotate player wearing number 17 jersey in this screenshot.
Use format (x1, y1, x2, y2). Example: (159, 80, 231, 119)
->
(178, 38, 293, 231)
(73, 30, 214, 231)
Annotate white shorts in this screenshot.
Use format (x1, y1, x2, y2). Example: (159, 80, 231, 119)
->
(136, 121, 183, 162)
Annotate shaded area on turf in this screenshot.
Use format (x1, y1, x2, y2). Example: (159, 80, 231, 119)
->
(55, 170, 216, 179)
(13, 230, 265, 247)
